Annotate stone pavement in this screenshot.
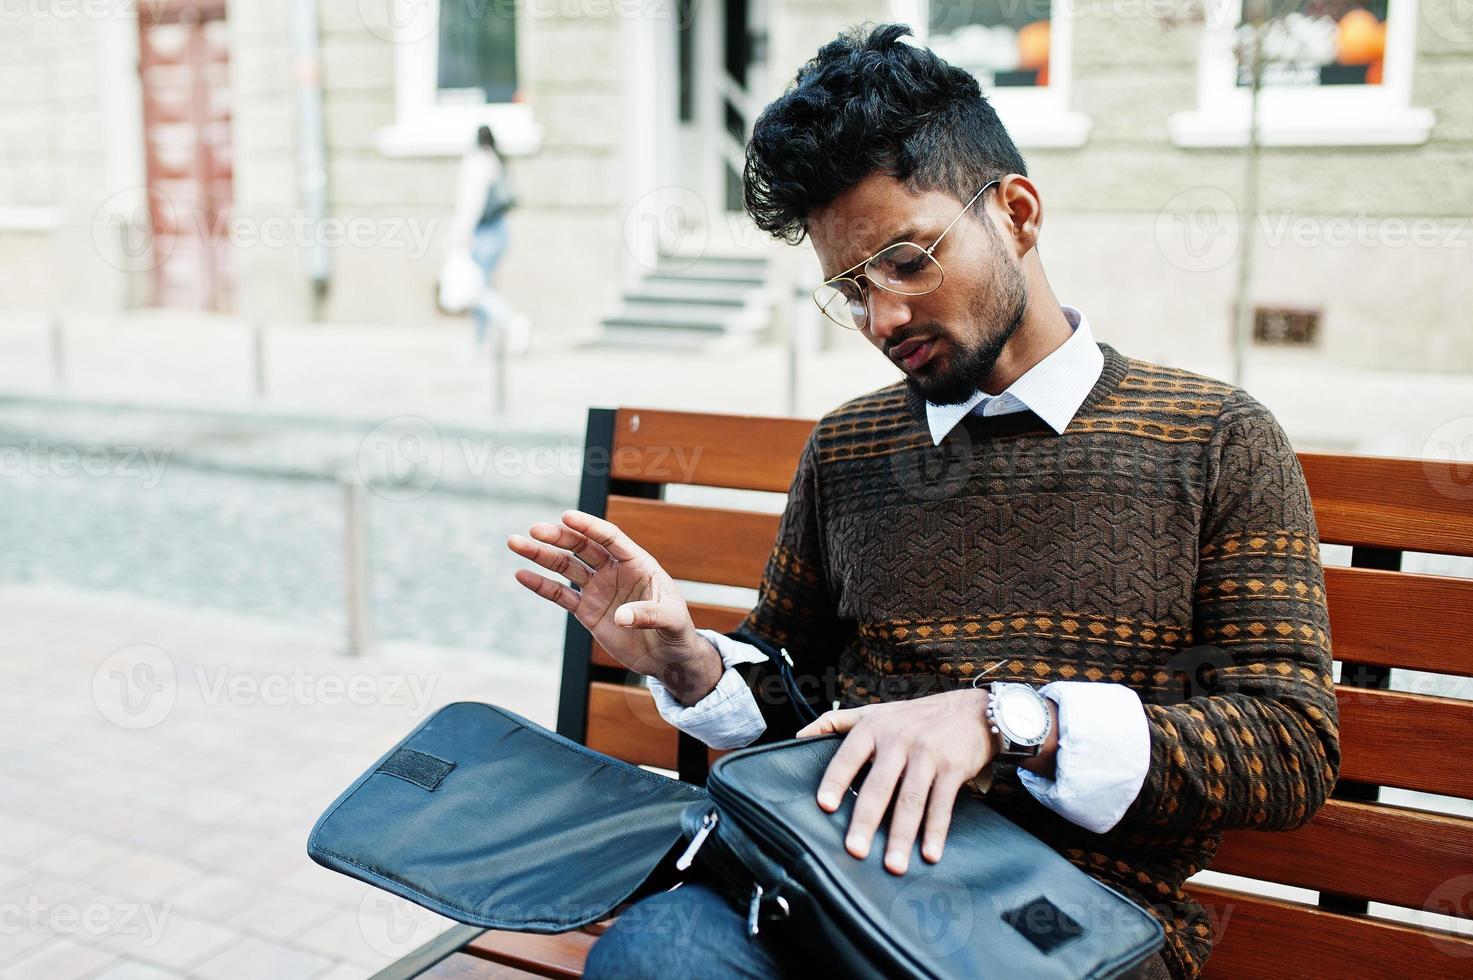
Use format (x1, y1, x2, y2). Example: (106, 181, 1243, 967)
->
(0, 584, 561, 979)
(2, 310, 1472, 459)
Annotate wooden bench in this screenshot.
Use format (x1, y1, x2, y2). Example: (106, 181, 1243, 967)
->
(375, 406, 1473, 980)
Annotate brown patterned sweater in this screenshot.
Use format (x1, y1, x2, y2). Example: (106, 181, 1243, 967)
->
(727, 343, 1340, 980)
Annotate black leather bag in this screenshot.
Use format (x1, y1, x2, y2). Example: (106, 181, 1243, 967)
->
(680, 736, 1165, 979)
(308, 702, 1164, 976)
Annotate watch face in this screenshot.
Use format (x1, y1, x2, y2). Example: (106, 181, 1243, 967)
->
(997, 688, 1049, 743)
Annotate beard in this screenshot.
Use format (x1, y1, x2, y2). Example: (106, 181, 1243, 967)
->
(902, 254, 1028, 406)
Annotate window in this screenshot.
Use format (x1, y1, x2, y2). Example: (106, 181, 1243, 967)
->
(892, 0, 1090, 147)
(1170, 0, 1433, 147)
(436, 0, 518, 105)
(1236, 1, 1388, 88)
(927, 0, 1054, 89)
(375, 0, 541, 158)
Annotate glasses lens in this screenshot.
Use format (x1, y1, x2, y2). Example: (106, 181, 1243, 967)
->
(814, 279, 867, 330)
(865, 242, 942, 295)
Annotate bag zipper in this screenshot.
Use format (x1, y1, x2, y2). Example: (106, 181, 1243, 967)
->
(675, 809, 718, 870)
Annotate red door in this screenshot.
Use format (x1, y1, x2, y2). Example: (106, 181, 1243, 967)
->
(137, 0, 234, 311)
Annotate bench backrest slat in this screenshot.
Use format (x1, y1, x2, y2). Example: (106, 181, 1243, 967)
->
(1209, 797, 1473, 910)
(1189, 884, 1473, 977)
(1323, 566, 1473, 676)
(565, 406, 1473, 977)
(604, 496, 776, 589)
(1297, 452, 1473, 558)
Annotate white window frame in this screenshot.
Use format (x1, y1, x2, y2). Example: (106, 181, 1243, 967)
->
(375, 0, 542, 158)
(1169, 0, 1434, 147)
(891, 0, 1091, 149)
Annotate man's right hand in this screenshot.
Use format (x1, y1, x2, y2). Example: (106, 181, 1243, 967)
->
(506, 509, 725, 705)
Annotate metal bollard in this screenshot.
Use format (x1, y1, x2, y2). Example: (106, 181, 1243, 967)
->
(251, 321, 267, 400)
(49, 315, 65, 387)
(340, 472, 376, 656)
(491, 320, 508, 416)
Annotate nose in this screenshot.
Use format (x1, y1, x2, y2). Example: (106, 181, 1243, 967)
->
(862, 284, 913, 345)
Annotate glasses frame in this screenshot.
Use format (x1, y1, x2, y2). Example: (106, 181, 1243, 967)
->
(812, 178, 1002, 331)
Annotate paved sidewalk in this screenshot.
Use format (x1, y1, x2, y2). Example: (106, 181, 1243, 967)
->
(0, 584, 561, 980)
(2, 310, 1472, 459)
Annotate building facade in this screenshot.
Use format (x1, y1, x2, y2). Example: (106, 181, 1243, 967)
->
(0, 0, 1468, 371)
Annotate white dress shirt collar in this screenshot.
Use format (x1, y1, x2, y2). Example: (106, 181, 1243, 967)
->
(924, 305, 1104, 446)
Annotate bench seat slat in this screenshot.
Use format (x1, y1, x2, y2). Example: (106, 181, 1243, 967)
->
(462, 929, 598, 979)
(1211, 798, 1473, 910)
(1189, 883, 1473, 978)
(420, 952, 553, 979)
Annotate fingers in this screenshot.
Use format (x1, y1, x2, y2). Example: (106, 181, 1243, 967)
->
(815, 725, 874, 812)
(613, 600, 672, 630)
(921, 769, 966, 865)
(528, 519, 613, 570)
(796, 706, 862, 740)
(883, 760, 938, 875)
(842, 746, 906, 861)
(512, 568, 580, 612)
(560, 510, 649, 564)
(507, 533, 594, 588)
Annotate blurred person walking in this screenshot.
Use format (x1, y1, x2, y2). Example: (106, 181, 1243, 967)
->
(444, 125, 530, 353)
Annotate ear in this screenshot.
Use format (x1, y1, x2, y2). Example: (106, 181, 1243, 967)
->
(994, 175, 1044, 258)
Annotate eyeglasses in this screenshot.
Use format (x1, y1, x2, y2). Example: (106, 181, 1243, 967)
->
(811, 179, 1001, 332)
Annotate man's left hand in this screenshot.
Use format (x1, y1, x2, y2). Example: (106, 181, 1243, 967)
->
(795, 688, 995, 875)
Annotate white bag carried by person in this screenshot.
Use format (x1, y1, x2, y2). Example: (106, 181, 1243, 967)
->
(438, 248, 484, 314)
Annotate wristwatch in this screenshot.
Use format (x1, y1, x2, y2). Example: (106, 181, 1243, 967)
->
(965, 682, 1053, 796)
(986, 682, 1053, 759)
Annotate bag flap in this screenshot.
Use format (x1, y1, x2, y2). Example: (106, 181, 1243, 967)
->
(709, 736, 1165, 980)
(307, 702, 706, 932)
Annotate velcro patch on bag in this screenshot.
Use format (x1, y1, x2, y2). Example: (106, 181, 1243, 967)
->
(376, 748, 455, 791)
(1002, 895, 1084, 954)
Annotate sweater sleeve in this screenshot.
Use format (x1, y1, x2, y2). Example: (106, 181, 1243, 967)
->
(1118, 394, 1341, 833)
(727, 427, 852, 742)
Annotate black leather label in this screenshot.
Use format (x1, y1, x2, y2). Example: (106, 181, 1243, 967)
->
(377, 747, 455, 791)
(1002, 895, 1085, 954)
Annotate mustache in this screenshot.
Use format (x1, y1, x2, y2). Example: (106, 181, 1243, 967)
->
(883, 326, 944, 357)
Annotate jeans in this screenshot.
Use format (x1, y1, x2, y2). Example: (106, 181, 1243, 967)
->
(584, 880, 1177, 980)
(583, 881, 804, 980)
(469, 217, 510, 346)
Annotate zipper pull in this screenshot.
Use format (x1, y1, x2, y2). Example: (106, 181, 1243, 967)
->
(747, 883, 764, 936)
(675, 810, 718, 871)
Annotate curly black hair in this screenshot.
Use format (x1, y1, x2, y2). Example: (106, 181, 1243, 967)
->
(743, 22, 1028, 245)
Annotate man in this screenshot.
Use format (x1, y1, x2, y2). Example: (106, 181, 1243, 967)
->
(507, 23, 1338, 980)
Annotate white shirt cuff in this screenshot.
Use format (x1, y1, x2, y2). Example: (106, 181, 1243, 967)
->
(644, 630, 769, 750)
(1015, 682, 1151, 834)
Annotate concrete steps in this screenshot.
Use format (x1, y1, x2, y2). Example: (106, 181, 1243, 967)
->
(587, 253, 774, 350)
